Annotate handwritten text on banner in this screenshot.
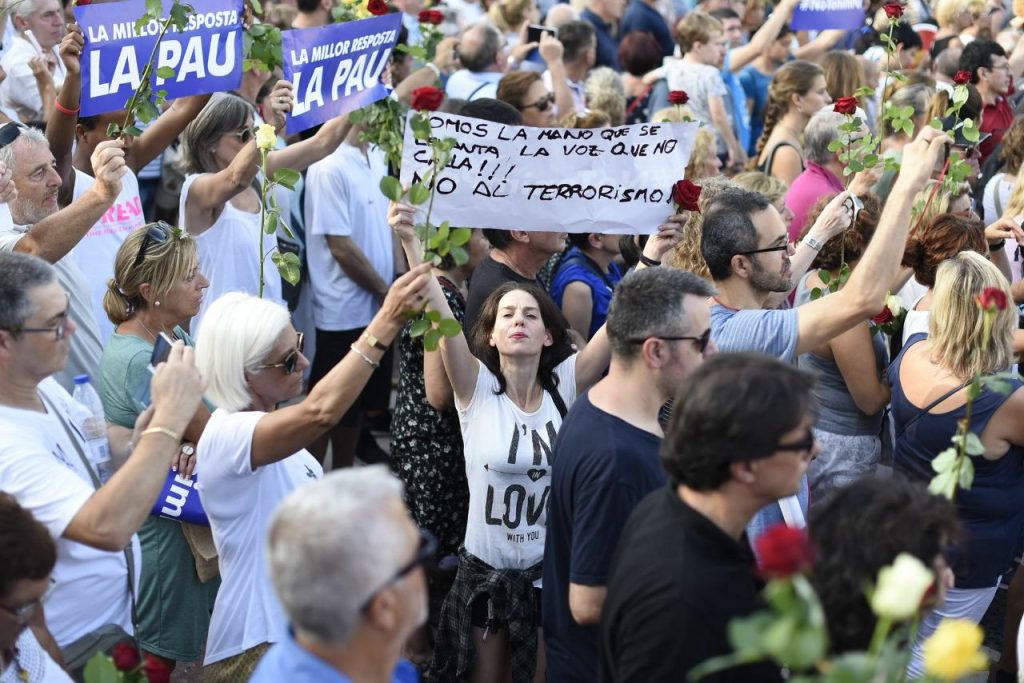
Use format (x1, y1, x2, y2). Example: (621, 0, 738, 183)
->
(76, 0, 243, 117)
(282, 14, 400, 135)
(790, 0, 865, 31)
(399, 113, 698, 234)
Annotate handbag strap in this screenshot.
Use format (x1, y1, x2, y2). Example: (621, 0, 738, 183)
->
(895, 379, 971, 440)
(39, 390, 139, 632)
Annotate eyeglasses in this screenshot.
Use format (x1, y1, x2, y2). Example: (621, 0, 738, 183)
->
(132, 221, 181, 269)
(360, 529, 437, 613)
(987, 62, 1011, 72)
(627, 328, 712, 354)
(257, 332, 304, 374)
(774, 430, 817, 454)
(4, 292, 71, 341)
(736, 244, 789, 256)
(0, 121, 25, 148)
(0, 578, 55, 625)
(232, 127, 254, 143)
(523, 94, 554, 112)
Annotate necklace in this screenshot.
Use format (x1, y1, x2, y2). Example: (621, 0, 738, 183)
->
(137, 317, 170, 343)
(777, 124, 803, 142)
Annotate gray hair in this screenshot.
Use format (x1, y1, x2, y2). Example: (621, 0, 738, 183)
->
(10, 0, 39, 22)
(804, 109, 859, 166)
(266, 466, 408, 644)
(607, 268, 715, 359)
(194, 292, 291, 412)
(0, 126, 49, 175)
(181, 93, 255, 174)
(0, 251, 56, 330)
(460, 20, 502, 72)
(585, 67, 626, 125)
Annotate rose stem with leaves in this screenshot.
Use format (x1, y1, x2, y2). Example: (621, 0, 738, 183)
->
(113, 13, 178, 139)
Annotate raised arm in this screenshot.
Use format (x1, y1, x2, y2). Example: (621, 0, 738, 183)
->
(728, 0, 799, 72)
(63, 343, 204, 551)
(794, 126, 950, 356)
(14, 140, 126, 263)
(249, 264, 433, 468)
(46, 25, 83, 203)
(829, 324, 891, 415)
(128, 93, 212, 173)
(539, 33, 577, 118)
(792, 30, 846, 62)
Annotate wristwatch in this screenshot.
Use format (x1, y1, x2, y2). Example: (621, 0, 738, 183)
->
(180, 444, 195, 457)
(361, 332, 387, 351)
(804, 235, 825, 252)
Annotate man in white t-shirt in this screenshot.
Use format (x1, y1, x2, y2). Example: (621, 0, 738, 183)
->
(305, 126, 395, 469)
(0, 251, 204, 657)
(0, 125, 127, 391)
(445, 22, 509, 101)
(0, 0, 66, 122)
(46, 27, 210, 342)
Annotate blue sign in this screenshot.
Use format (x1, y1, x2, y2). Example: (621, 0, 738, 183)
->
(282, 14, 401, 135)
(76, 0, 243, 117)
(790, 0, 865, 30)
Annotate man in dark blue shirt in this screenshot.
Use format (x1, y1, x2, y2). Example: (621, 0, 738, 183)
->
(542, 268, 716, 683)
(581, 0, 627, 69)
(620, 0, 674, 56)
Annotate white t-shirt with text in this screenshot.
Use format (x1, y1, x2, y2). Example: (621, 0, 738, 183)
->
(457, 358, 577, 580)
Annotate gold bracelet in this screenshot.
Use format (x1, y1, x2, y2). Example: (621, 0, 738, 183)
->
(141, 427, 182, 443)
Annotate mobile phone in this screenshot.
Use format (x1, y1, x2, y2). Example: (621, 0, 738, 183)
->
(527, 24, 556, 43)
(150, 332, 176, 367)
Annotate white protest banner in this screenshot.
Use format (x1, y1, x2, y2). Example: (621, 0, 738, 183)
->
(398, 112, 699, 234)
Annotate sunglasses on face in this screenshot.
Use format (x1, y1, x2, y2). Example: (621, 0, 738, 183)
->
(627, 328, 712, 354)
(231, 127, 254, 143)
(773, 429, 817, 454)
(257, 332, 305, 374)
(360, 528, 437, 613)
(132, 221, 182, 269)
(523, 93, 554, 112)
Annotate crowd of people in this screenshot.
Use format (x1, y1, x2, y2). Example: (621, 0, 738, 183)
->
(4, 0, 1024, 680)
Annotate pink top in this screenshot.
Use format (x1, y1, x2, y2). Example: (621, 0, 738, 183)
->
(784, 161, 845, 242)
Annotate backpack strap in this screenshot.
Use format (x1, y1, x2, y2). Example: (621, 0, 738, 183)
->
(547, 383, 568, 419)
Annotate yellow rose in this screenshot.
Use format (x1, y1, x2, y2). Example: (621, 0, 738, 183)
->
(922, 619, 987, 680)
(255, 123, 277, 152)
(870, 553, 934, 620)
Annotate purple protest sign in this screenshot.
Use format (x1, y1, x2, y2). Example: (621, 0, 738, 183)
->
(282, 14, 401, 135)
(790, 0, 865, 30)
(76, 0, 243, 117)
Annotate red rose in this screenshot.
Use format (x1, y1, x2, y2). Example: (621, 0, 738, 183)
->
(410, 86, 444, 111)
(871, 306, 893, 325)
(367, 0, 389, 15)
(755, 524, 815, 579)
(74, 0, 92, 5)
(977, 287, 1009, 311)
(883, 2, 904, 18)
(111, 643, 140, 672)
(418, 9, 444, 24)
(954, 70, 972, 85)
(667, 90, 689, 106)
(833, 96, 858, 115)
(142, 654, 171, 683)
(671, 179, 701, 212)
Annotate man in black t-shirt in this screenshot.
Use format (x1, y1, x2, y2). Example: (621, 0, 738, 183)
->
(542, 268, 716, 683)
(600, 354, 819, 682)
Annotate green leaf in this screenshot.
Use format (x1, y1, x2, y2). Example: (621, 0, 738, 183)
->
(407, 183, 430, 205)
(930, 117, 944, 130)
(827, 139, 844, 153)
(437, 318, 462, 337)
(818, 269, 831, 285)
(122, 125, 142, 137)
(409, 318, 432, 337)
(450, 245, 469, 266)
(959, 455, 976, 489)
(156, 66, 175, 79)
(425, 309, 441, 323)
(272, 167, 301, 190)
(449, 227, 472, 246)
(106, 122, 121, 137)
(83, 653, 120, 683)
(424, 327, 442, 351)
(963, 432, 985, 456)
(810, 287, 823, 300)
(250, 0, 262, 13)
(410, 114, 432, 141)
(264, 208, 280, 234)
(929, 468, 957, 499)
(272, 251, 301, 285)
(932, 446, 958, 473)
(379, 175, 403, 201)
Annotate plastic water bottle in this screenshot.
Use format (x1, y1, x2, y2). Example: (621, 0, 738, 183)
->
(71, 375, 113, 485)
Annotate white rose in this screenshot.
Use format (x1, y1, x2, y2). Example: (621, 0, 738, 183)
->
(870, 552, 934, 621)
(255, 123, 277, 152)
(884, 292, 904, 317)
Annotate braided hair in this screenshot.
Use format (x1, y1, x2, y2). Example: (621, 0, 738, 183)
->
(754, 60, 825, 162)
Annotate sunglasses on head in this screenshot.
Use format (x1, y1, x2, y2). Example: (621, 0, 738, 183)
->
(132, 221, 181, 268)
(257, 332, 305, 374)
(0, 121, 25, 148)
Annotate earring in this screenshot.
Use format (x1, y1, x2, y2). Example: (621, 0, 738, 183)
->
(154, 300, 161, 307)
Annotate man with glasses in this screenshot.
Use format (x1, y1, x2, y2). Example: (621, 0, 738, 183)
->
(0, 123, 128, 390)
(600, 353, 817, 682)
(253, 466, 426, 682)
(959, 39, 1015, 166)
(543, 268, 716, 683)
(700, 126, 948, 542)
(0, 251, 205, 660)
